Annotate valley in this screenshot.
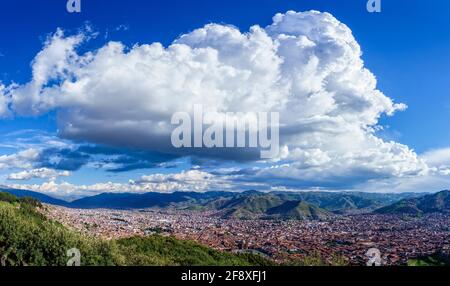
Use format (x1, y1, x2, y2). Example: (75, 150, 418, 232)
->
(3, 188, 449, 266)
(45, 205, 450, 266)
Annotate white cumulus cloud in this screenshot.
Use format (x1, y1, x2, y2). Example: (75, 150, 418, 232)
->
(7, 168, 70, 181)
(0, 149, 40, 170)
(0, 11, 430, 190)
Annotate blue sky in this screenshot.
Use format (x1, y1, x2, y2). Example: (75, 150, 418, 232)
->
(0, 0, 449, 198)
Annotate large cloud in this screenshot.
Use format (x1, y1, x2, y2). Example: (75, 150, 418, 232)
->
(0, 11, 429, 189)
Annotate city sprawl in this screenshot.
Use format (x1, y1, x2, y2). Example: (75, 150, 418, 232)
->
(44, 206, 450, 266)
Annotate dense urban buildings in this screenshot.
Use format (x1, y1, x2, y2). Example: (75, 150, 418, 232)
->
(44, 206, 450, 266)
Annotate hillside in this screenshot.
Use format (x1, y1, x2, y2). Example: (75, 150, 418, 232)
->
(375, 190, 450, 216)
(218, 193, 284, 219)
(266, 200, 331, 220)
(274, 191, 422, 214)
(209, 194, 331, 220)
(0, 192, 271, 266)
(0, 188, 69, 206)
(207, 192, 419, 219)
(0, 187, 428, 218)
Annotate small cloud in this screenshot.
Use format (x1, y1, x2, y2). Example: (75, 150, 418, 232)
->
(7, 168, 70, 181)
(115, 24, 129, 32)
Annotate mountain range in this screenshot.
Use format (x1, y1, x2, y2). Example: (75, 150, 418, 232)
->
(3, 187, 447, 219)
(375, 190, 450, 216)
(0, 188, 69, 206)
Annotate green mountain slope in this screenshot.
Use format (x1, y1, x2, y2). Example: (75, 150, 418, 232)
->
(219, 194, 284, 219)
(266, 200, 331, 220)
(375, 190, 450, 216)
(207, 192, 424, 218)
(2, 188, 425, 216)
(214, 194, 331, 220)
(0, 193, 272, 266)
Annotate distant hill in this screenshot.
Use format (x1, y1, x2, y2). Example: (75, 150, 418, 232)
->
(213, 193, 332, 220)
(218, 193, 283, 219)
(273, 192, 422, 214)
(266, 200, 331, 220)
(0, 187, 432, 219)
(375, 190, 450, 216)
(69, 192, 184, 209)
(206, 191, 424, 219)
(0, 188, 69, 206)
(69, 191, 236, 209)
